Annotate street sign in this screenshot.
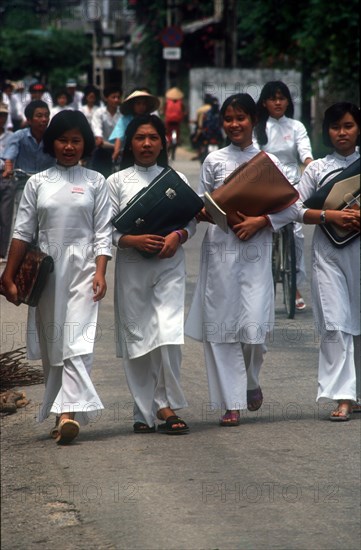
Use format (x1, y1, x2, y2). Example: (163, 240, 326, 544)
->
(163, 47, 181, 60)
(159, 26, 184, 47)
(103, 49, 125, 57)
(94, 57, 113, 69)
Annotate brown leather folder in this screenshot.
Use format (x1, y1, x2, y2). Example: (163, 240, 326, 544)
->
(0, 247, 54, 307)
(209, 151, 299, 227)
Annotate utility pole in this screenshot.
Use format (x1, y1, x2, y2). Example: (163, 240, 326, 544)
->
(165, 0, 182, 91)
(165, 1, 172, 92)
(224, 0, 237, 68)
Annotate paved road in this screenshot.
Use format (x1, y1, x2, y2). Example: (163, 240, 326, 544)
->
(1, 149, 360, 550)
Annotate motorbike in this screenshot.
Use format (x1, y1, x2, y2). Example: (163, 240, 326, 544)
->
(200, 137, 220, 163)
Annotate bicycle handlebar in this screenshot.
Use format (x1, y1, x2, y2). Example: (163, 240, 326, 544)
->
(12, 169, 34, 178)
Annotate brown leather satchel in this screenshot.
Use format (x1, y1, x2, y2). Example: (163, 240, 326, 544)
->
(209, 151, 299, 227)
(0, 247, 54, 307)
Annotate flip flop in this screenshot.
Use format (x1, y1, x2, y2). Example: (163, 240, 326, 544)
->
(133, 422, 156, 434)
(157, 415, 189, 435)
(329, 405, 352, 422)
(55, 419, 80, 444)
(352, 401, 361, 413)
(219, 410, 240, 426)
(247, 387, 263, 411)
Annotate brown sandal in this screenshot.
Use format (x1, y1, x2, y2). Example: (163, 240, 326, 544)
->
(55, 419, 80, 444)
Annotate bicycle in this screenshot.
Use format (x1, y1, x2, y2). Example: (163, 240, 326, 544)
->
(272, 222, 297, 319)
(9, 169, 34, 227)
(166, 122, 179, 161)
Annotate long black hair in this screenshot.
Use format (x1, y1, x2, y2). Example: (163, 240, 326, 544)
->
(120, 115, 169, 169)
(322, 102, 360, 148)
(255, 81, 294, 146)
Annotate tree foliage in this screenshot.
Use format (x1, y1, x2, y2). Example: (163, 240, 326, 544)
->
(1, 0, 358, 107)
(236, 0, 359, 102)
(128, 0, 215, 94)
(0, 1, 91, 89)
(0, 28, 91, 89)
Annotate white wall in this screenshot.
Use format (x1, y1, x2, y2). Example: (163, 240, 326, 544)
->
(189, 68, 302, 121)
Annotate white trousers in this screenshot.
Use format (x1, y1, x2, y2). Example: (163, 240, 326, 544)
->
(354, 335, 361, 401)
(38, 353, 104, 425)
(203, 341, 266, 411)
(317, 331, 359, 402)
(123, 344, 188, 427)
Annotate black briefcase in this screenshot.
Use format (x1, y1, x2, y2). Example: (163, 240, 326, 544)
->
(304, 158, 360, 209)
(112, 167, 204, 257)
(303, 159, 360, 247)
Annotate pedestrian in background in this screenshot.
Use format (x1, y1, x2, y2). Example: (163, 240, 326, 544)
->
(191, 93, 214, 160)
(91, 85, 121, 177)
(1, 81, 19, 130)
(50, 89, 73, 119)
(0, 102, 14, 261)
(255, 81, 314, 311)
(80, 84, 101, 125)
(1, 110, 112, 444)
(296, 102, 360, 421)
(11, 81, 28, 129)
(185, 93, 299, 427)
(1, 100, 55, 254)
(65, 79, 84, 110)
(5, 81, 59, 129)
(107, 114, 194, 435)
(27, 82, 53, 111)
(164, 86, 185, 147)
(109, 89, 160, 162)
(2, 99, 55, 179)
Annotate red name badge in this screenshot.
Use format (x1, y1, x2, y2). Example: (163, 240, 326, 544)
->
(71, 186, 85, 194)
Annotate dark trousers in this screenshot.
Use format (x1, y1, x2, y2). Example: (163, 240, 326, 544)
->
(0, 177, 16, 258)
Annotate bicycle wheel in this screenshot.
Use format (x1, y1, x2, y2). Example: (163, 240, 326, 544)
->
(170, 129, 178, 160)
(272, 231, 282, 294)
(281, 223, 297, 319)
(170, 142, 176, 161)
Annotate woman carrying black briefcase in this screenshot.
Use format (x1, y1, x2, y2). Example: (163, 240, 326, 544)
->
(296, 102, 360, 422)
(107, 115, 197, 435)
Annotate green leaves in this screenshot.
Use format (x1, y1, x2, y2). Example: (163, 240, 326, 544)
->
(0, 28, 91, 87)
(236, 0, 359, 98)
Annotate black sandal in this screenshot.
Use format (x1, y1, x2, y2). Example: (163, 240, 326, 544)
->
(157, 415, 189, 435)
(133, 422, 156, 433)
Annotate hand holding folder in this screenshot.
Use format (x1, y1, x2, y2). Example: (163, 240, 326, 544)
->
(204, 151, 299, 231)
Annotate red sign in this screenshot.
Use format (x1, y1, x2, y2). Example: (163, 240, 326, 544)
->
(159, 26, 184, 47)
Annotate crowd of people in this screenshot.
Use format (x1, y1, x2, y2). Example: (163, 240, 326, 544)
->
(0, 77, 359, 444)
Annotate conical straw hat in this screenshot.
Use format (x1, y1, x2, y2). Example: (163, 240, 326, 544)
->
(121, 90, 160, 114)
(165, 87, 184, 100)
